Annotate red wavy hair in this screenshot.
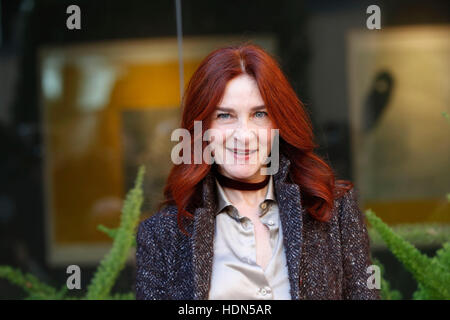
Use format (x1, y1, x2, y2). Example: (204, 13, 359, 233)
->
(159, 41, 353, 236)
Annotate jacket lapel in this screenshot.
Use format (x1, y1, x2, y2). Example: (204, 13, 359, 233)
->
(272, 155, 304, 300)
(191, 171, 217, 300)
(191, 153, 304, 300)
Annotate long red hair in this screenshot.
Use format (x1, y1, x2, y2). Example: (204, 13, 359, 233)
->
(159, 41, 353, 236)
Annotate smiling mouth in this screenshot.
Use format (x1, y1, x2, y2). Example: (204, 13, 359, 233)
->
(226, 148, 258, 155)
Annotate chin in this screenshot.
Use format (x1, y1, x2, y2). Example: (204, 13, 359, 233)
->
(220, 163, 262, 181)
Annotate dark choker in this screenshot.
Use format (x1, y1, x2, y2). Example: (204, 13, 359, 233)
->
(213, 166, 270, 191)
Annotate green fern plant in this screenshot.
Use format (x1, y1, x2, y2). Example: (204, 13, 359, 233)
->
(365, 209, 450, 299)
(0, 165, 145, 300)
(367, 111, 450, 300)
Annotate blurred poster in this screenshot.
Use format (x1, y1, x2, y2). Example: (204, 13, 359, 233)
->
(121, 108, 180, 216)
(347, 26, 450, 224)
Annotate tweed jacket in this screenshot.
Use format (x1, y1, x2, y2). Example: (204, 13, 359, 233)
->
(135, 154, 381, 300)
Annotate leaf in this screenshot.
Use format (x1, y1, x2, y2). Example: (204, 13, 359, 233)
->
(365, 209, 450, 299)
(85, 165, 145, 300)
(0, 266, 58, 299)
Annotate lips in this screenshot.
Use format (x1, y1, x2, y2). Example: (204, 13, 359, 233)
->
(226, 148, 257, 156)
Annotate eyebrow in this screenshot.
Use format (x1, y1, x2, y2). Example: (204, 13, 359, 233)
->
(216, 105, 266, 112)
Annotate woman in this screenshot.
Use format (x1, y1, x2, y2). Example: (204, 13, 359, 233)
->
(135, 43, 380, 300)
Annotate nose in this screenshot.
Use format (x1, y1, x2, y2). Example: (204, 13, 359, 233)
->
(230, 120, 257, 149)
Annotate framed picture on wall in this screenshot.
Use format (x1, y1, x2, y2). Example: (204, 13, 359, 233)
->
(347, 25, 450, 225)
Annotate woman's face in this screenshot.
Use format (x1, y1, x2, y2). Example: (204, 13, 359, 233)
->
(209, 74, 276, 182)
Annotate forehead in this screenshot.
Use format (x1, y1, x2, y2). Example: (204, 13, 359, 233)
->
(218, 74, 265, 109)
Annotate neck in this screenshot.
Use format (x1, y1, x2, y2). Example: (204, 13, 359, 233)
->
(213, 165, 270, 207)
(222, 184, 268, 208)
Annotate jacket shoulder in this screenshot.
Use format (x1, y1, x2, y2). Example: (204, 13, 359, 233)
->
(139, 204, 178, 229)
(333, 180, 358, 209)
(136, 205, 179, 246)
(337, 185, 361, 218)
(334, 185, 367, 232)
(135, 205, 179, 300)
(336, 185, 380, 299)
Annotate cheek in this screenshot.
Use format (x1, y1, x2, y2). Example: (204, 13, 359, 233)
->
(258, 128, 273, 147)
(208, 128, 228, 150)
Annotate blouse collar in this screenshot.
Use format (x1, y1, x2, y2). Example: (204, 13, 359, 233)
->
(214, 175, 276, 217)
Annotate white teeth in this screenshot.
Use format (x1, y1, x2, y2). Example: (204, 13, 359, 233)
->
(232, 150, 255, 155)
(227, 148, 256, 155)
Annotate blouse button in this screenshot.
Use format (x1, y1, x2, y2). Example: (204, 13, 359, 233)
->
(267, 220, 274, 226)
(260, 202, 267, 210)
(259, 287, 271, 296)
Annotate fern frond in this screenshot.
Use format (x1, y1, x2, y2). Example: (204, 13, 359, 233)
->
(0, 266, 58, 299)
(365, 209, 450, 299)
(85, 165, 145, 300)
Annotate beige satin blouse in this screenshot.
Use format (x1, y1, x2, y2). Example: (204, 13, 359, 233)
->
(208, 175, 292, 300)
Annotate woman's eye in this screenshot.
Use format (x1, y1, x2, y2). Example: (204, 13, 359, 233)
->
(254, 111, 268, 118)
(217, 113, 231, 119)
